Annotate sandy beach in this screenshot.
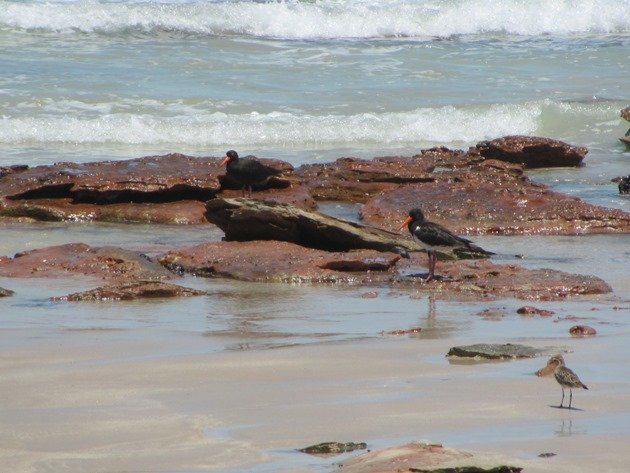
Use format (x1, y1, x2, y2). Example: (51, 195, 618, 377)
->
(2, 324, 630, 473)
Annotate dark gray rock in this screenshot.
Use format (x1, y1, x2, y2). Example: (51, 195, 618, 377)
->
(0, 286, 14, 297)
(447, 343, 555, 359)
(205, 197, 417, 256)
(299, 441, 367, 456)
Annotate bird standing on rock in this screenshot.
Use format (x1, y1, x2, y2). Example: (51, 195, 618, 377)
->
(548, 355, 588, 409)
(220, 150, 282, 197)
(399, 207, 493, 282)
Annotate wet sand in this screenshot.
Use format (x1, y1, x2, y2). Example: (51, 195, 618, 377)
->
(2, 330, 630, 473)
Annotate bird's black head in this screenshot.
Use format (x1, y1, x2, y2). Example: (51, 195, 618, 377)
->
(399, 207, 425, 232)
(221, 150, 239, 167)
(408, 208, 425, 222)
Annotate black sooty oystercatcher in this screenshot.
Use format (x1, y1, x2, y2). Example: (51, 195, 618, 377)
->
(547, 355, 588, 409)
(399, 207, 493, 282)
(220, 150, 282, 197)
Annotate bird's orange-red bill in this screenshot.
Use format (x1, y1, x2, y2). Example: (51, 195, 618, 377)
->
(398, 216, 412, 231)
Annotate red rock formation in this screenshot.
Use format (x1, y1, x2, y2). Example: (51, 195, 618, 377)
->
(473, 135, 587, 168)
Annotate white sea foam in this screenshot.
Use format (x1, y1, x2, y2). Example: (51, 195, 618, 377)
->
(5, 100, 610, 148)
(2, 0, 629, 39)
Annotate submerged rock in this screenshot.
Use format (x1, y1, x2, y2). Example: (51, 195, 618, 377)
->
(299, 442, 367, 456)
(473, 135, 587, 168)
(0, 286, 14, 297)
(447, 343, 552, 359)
(52, 281, 206, 301)
(0, 243, 174, 282)
(516, 306, 554, 317)
(618, 176, 630, 194)
(336, 441, 522, 473)
(569, 325, 597, 337)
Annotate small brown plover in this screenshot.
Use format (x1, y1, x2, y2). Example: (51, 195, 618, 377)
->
(548, 355, 588, 409)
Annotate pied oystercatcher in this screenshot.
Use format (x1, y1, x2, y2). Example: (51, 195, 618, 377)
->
(399, 207, 493, 282)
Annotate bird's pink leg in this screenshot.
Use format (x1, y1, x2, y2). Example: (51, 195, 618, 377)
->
(425, 251, 435, 282)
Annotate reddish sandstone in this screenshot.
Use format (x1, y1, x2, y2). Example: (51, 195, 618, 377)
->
(569, 325, 597, 337)
(157, 240, 611, 301)
(473, 135, 587, 168)
(359, 171, 630, 235)
(52, 281, 206, 301)
(0, 243, 174, 282)
(517, 306, 555, 317)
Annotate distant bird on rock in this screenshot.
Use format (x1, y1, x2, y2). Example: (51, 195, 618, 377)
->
(548, 354, 588, 409)
(220, 150, 282, 197)
(399, 207, 493, 282)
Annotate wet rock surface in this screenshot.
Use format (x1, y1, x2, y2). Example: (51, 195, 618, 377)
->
(359, 169, 630, 235)
(516, 306, 555, 317)
(0, 139, 624, 301)
(0, 153, 305, 224)
(52, 281, 207, 301)
(158, 240, 611, 300)
(1, 141, 628, 234)
(569, 325, 597, 337)
(295, 152, 443, 202)
(473, 135, 587, 168)
(0, 243, 174, 282)
(336, 441, 522, 473)
(447, 343, 557, 359)
(0, 154, 222, 202)
(204, 197, 417, 255)
(0, 286, 14, 297)
(159, 240, 401, 284)
(300, 442, 367, 456)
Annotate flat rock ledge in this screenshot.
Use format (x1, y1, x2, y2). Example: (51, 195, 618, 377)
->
(336, 441, 522, 473)
(447, 343, 562, 360)
(158, 240, 611, 301)
(0, 243, 174, 283)
(0, 241, 611, 301)
(51, 281, 207, 301)
(2, 138, 628, 235)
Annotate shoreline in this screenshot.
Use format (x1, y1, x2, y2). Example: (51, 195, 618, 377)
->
(2, 333, 630, 472)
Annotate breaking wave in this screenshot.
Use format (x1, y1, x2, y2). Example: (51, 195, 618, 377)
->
(2, 0, 629, 39)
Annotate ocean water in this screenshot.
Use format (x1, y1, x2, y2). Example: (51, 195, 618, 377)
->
(1, 0, 629, 176)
